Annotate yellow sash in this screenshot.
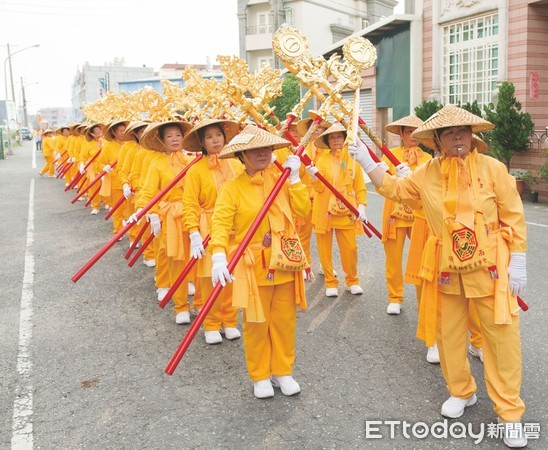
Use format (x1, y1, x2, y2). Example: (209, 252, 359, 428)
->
(157, 201, 185, 260)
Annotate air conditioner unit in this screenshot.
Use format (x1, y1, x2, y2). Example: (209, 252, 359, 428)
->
(362, 19, 370, 28)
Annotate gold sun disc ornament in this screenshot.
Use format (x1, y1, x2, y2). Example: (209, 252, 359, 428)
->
(272, 27, 312, 65)
(342, 36, 377, 71)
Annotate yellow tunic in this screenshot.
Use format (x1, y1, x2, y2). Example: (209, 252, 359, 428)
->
(96, 140, 123, 191)
(311, 145, 367, 234)
(378, 151, 526, 344)
(118, 140, 140, 186)
(210, 169, 310, 287)
(42, 136, 55, 157)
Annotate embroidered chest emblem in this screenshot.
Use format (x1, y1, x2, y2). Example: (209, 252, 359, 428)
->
(451, 227, 478, 261)
(281, 236, 303, 262)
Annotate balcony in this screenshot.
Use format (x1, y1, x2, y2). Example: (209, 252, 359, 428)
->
(246, 24, 273, 35)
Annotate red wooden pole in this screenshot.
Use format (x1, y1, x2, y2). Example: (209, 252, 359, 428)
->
(124, 221, 149, 259)
(71, 154, 203, 283)
(71, 159, 115, 204)
(158, 236, 211, 309)
(85, 184, 101, 207)
(128, 232, 155, 267)
(105, 193, 127, 221)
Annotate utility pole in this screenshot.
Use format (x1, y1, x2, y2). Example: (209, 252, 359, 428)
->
(21, 77, 28, 128)
(7, 43, 16, 102)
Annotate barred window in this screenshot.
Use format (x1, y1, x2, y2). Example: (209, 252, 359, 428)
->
(442, 13, 499, 106)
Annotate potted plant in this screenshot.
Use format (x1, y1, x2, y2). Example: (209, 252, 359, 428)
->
(510, 169, 528, 195)
(521, 170, 539, 203)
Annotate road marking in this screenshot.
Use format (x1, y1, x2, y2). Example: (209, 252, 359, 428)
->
(307, 294, 343, 333)
(527, 221, 548, 228)
(12, 179, 35, 450)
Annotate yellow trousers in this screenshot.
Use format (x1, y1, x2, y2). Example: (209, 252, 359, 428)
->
(316, 228, 359, 288)
(436, 290, 524, 421)
(202, 278, 238, 331)
(154, 237, 169, 289)
(40, 155, 54, 176)
(243, 282, 297, 381)
(111, 188, 126, 234)
(168, 256, 189, 314)
(383, 226, 411, 304)
(141, 222, 155, 261)
(64, 163, 77, 185)
(469, 301, 482, 348)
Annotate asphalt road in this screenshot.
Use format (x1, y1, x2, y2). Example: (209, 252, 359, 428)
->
(1, 141, 546, 449)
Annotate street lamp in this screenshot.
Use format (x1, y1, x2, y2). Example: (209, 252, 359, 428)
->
(20, 79, 39, 129)
(3, 43, 40, 154)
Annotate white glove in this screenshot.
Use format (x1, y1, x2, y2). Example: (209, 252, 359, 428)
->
(78, 162, 86, 174)
(357, 204, 367, 222)
(128, 208, 143, 225)
(271, 154, 277, 164)
(54, 152, 60, 161)
(103, 164, 112, 173)
(189, 231, 206, 259)
(283, 155, 301, 185)
(147, 213, 161, 236)
(348, 140, 377, 173)
(508, 252, 527, 297)
(376, 161, 389, 172)
(211, 252, 233, 287)
(305, 164, 319, 179)
(122, 183, 132, 199)
(396, 163, 412, 178)
(70, 157, 77, 163)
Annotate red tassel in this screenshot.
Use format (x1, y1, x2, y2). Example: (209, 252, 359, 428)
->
(389, 215, 396, 223)
(261, 249, 266, 268)
(438, 272, 451, 285)
(488, 265, 499, 279)
(266, 269, 275, 282)
(304, 267, 314, 282)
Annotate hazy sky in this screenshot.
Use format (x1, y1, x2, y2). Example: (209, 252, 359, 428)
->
(0, 0, 240, 113)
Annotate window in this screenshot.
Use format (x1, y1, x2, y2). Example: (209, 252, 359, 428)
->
(258, 57, 273, 68)
(284, 7, 294, 26)
(442, 13, 499, 106)
(258, 13, 268, 34)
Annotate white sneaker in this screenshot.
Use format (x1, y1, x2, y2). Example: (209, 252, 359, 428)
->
(175, 311, 190, 325)
(221, 327, 241, 340)
(325, 287, 338, 297)
(90, 209, 99, 215)
(188, 281, 195, 296)
(427, 342, 440, 364)
(253, 379, 274, 399)
(346, 285, 363, 295)
(441, 394, 477, 418)
(143, 258, 156, 267)
(498, 419, 528, 448)
(204, 330, 222, 345)
(468, 344, 484, 363)
(128, 241, 140, 249)
(387, 303, 401, 315)
(156, 287, 169, 302)
(271, 375, 301, 396)
(103, 205, 110, 211)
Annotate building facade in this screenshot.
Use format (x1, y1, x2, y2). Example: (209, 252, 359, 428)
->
(71, 62, 154, 121)
(238, 0, 398, 72)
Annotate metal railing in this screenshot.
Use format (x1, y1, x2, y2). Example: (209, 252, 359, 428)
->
(246, 24, 273, 35)
(529, 127, 548, 149)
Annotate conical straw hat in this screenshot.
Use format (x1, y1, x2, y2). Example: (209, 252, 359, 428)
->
(385, 114, 424, 134)
(296, 110, 332, 137)
(313, 122, 347, 149)
(471, 133, 488, 153)
(182, 118, 240, 153)
(140, 121, 193, 152)
(218, 124, 290, 159)
(84, 123, 104, 141)
(411, 104, 494, 150)
(123, 121, 149, 142)
(102, 119, 130, 141)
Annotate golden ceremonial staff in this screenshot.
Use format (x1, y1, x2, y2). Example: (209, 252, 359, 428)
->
(164, 44, 374, 374)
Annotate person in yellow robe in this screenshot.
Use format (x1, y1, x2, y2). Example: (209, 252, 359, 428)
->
(53, 127, 71, 184)
(39, 130, 55, 176)
(296, 112, 332, 277)
(210, 125, 310, 399)
(182, 118, 242, 344)
(119, 121, 148, 247)
(349, 105, 528, 448)
(79, 124, 104, 213)
(307, 123, 367, 297)
(96, 120, 128, 234)
(380, 115, 431, 316)
(133, 121, 194, 324)
(128, 139, 160, 268)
